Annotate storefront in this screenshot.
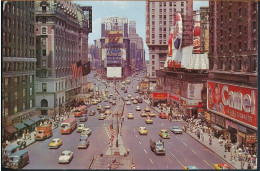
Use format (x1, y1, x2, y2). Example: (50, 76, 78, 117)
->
(152, 92, 168, 107)
(209, 113, 226, 138)
(207, 81, 257, 144)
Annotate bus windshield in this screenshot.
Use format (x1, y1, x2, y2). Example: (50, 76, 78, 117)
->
(61, 124, 70, 129)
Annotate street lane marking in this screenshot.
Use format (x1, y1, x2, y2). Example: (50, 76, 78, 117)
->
(134, 129, 135, 132)
(204, 160, 210, 166)
(139, 141, 141, 144)
(182, 142, 187, 146)
(170, 152, 176, 158)
(144, 149, 147, 153)
(176, 136, 180, 139)
(192, 150, 196, 154)
(135, 135, 137, 138)
(171, 152, 184, 167)
(149, 158, 153, 164)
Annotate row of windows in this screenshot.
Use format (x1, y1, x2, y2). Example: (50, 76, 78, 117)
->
(3, 62, 35, 72)
(2, 47, 34, 58)
(3, 17, 34, 32)
(4, 100, 33, 116)
(2, 32, 34, 45)
(4, 76, 34, 86)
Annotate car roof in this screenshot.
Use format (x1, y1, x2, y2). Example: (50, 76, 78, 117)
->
(52, 138, 61, 141)
(4, 144, 20, 151)
(161, 129, 168, 131)
(10, 150, 28, 157)
(62, 150, 72, 154)
(139, 127, 146, 129)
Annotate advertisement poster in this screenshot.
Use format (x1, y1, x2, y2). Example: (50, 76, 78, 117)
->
(207, 81, 257, 127)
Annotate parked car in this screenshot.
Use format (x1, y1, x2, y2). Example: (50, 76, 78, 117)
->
(170, 126, 183, 134)
(213, 163, 231, 170)
(89, 110, 96, 116)
(144, 107, 151, 112)
(49, 138, 63, 149)
(79, 114, 88, 122)
(126, 100, 131, 105)
(77, 136, 89, 149)
(183, 166, 199, 170)
(77, 124, 87, 133)
(58, 150, 74, 164)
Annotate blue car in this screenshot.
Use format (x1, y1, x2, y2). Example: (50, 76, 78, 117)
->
(79, 114, 88, 122)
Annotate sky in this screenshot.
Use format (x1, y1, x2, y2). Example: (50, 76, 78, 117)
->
(74, 1, 209, 60)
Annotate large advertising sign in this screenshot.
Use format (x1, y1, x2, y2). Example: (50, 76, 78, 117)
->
(153, 93, 168, 100)
(106, 49, 121, 65)
(105, 31, 123, 44)
(207, 81, 257, 127)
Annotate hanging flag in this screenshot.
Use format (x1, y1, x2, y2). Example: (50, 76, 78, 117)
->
(71, 60, 82, 79)
(82, 61, 90, 76)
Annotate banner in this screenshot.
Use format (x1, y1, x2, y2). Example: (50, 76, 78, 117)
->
(71, 60, 82, 79)
(106, 49, 122, 65)
(207, 81, 257, 127)
(153, 93, 168, 100)
(105, 31, 123, 44)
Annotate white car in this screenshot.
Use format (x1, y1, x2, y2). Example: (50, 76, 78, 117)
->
(105, 105, 111, 109)
(136, 106, 141, 111)
(126, 101, 131, 105)
(59, 150, 74, 164)
(77, 124, 87, 133)
(81, 128, 91, 136)
(128, 94, 132, 98)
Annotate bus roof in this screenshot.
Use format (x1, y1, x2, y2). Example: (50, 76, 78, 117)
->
(62, 117, 76, 124)
(10, 150, 28, 157)
(4, 144, 20, 151)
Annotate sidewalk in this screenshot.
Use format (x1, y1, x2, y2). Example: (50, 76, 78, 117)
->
(143, 98, 256, 169)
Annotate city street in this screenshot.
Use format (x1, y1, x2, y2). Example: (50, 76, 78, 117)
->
(24, 71, 232, 169)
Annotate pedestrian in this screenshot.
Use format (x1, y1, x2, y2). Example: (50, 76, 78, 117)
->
(230, 152, 233, 161)
(247, 163, 252, 169)
(201, 132, 204, 141)
(224, 142, 228, 152)
(209, 136, 212, 145)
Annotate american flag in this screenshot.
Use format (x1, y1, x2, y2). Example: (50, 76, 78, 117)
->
(71, 61, 82, 79)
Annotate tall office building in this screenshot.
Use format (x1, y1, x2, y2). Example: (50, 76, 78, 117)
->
(35, 1, 92, 116)
(146, 0, 193, 82)
(2, 1, 36, 140)
(207, 1, 257, 146)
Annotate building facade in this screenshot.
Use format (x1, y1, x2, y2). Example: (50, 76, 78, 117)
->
(128, 20, 145, 72)
(35, 1, 91, 116)
(200, 7, 209, 54)
(2, 1, 37, 140)
(208, 1, 257, 147)
(146, 0, 193, 82)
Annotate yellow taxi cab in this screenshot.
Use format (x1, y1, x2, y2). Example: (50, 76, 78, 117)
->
(140, 112, 148, 117)
(213, 163, 231, 170)
(105, 89, 108, 92)
(104, 109, 111, 115)
(49, 138, 63, 149)
(97, 105, 103, 110)
(149, 113, 156, 117)
(138, 127, 148, 135)
(145, 117, 153, 124)
(159, 129, 170, 139)
(91, 99, 98, 105)
(144, 107, 151, 112)
(127, 113, 134, 119)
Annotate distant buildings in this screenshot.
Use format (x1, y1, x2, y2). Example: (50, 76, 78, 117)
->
(2, 1, 37, 140)
(34, 1, 92, 116)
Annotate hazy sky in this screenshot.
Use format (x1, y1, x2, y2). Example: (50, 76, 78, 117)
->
(74, 1, 209, 59)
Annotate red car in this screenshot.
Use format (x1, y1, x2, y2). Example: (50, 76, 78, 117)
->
(159, 113, 167, 119)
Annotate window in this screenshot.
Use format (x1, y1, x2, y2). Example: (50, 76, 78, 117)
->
(30, 75, 33, 83)
(23, 103, 26, 110)
(30, 88, 33, 95)
(42, 83, 47, 92)
(42, 6, 46, 12)
(152, 55, 155, 59)
(152, 61, 155, 65)
(14, 77, 18, 84)
(181, 8, 184, 13)
(152, 15, 155, 20)
(152, 72, 155, 76)
(5, 78, 9, 86)
(56, 83, 58, 91)
(181, 2, 184, 7)
(42, 60, 46, 67)
(30, 100, 33, 108)
(152, 34, 155, 38)
(42, 27, 46, 34)
(14, 105, 18, 113)
(42, 50, 46, 56)
(23, 89, 26, 97)
(152, 67, 155, 70)
(14, 91, 17, 100)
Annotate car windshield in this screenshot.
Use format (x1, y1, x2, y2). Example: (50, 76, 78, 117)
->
(74, 110, 80, 112)
(156, 143, 163, 147)
(38, 130, 45, 134)
(61, 152, 70, 156)
(162, 131, 168, 133)
(51, 140, 57, 143)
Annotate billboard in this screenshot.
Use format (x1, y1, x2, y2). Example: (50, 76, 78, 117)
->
(153, 93, 168, 100)
(105, 31, 123, 44)
(207, 81, 257, 127)
(107, 67, 122, 78)
(106, 49, 121, 65)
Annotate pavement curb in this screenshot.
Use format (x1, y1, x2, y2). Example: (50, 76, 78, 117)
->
(184, 129, 237, 169)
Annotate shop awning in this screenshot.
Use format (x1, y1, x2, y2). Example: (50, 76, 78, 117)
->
(211, 124, 224, 131)
(5, 125, 17, 134)
(14, 123, 26, 130)
(24, 119, 35, 126)
(237, 124, 247, 134)
(30, 116, 41, 122)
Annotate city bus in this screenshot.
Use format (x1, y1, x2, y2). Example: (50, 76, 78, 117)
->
(72, 105, 88, 117)
(60, 118, 77, 134)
